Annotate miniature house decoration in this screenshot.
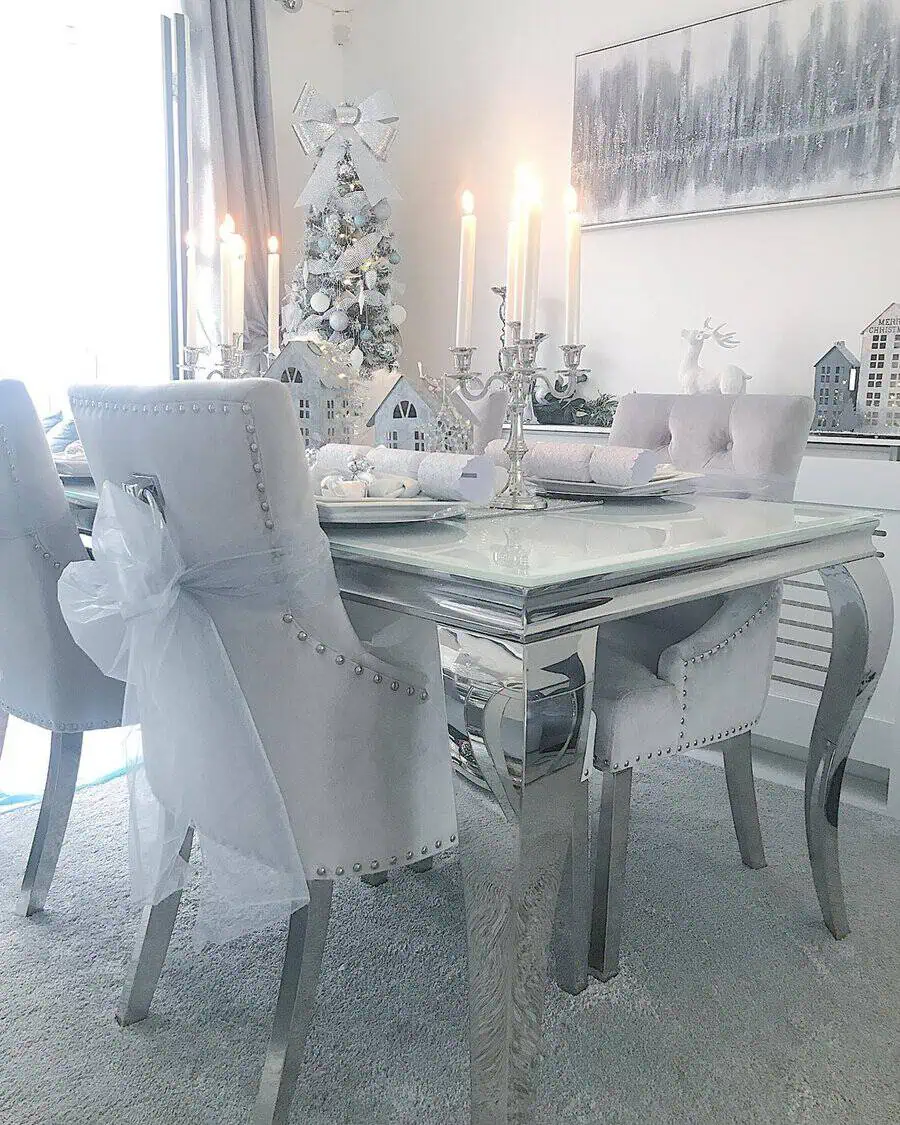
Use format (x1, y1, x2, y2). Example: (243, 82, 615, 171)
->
(811, 304, 900, 435)
(366, 367, 477, 452)
(860, 303, 900, 431)
(812, 342, 861, 432)
(265, 339, 356, 445)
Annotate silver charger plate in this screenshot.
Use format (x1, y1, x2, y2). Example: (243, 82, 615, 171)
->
(531, 470, 702, 500)
(315, 498, 467, 525)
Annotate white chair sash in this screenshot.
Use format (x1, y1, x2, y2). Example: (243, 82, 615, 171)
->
(57, 482, 334, 944)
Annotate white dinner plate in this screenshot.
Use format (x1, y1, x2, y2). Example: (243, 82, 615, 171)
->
(531, 470, 702, 500)
(315, 498, 467, 524)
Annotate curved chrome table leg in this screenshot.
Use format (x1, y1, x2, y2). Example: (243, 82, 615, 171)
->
(809, 559, 893, 939)
(18, 730, 83, 916)
(117, 825, 194, 1026)
(449, 627, 597, 1125)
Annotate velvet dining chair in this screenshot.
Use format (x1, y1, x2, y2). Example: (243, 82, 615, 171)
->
(66, 379, 459, 1125)
(566, 393, 816, 986)
(0, 379, 124, 916)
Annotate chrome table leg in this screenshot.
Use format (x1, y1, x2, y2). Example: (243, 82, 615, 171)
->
(253, 881, 333, 1125)
(117, 826, 194, 1026)
(552, 778, 591, 996)
(722, 732, 767, 870)
(808, 559, 893, 939)
(588, 767, 633, 983)
(17, 730, 83, 916)
(449, 627, 597, 1125)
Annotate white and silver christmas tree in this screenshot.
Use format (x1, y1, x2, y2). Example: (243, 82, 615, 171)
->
(283, 84, 407, 381)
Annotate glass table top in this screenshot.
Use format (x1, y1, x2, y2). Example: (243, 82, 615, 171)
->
(324, 497, 880, 589)
(63, 483, 879, 592)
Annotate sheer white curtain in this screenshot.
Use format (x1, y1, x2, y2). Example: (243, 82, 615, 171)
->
(1, 1, 177, 415)
(0, 1, 178, 808)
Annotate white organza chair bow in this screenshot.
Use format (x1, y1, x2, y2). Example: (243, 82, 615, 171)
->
(62, 380, 457, 1123)
(0, 380, 124, 916)
(559, 393, 816, 987)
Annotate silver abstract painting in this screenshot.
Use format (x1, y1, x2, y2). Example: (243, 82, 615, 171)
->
(571, 0, 900, 227)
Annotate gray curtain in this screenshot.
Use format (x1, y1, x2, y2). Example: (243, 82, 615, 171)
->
(184, 0, 281, 355)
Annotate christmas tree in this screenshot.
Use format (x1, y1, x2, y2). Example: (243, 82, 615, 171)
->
(284, 86, 407, 380)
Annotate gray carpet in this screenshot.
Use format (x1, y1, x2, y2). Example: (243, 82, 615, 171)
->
(1, 759, 898, 1125)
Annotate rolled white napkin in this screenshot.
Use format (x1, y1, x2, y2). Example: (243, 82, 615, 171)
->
(524, 442, 595, 482)
(366, 447, 427, 477)
(589, 446, 660, 487)
(417, 452, 501, 503)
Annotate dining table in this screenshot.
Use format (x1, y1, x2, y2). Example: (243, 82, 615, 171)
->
(64, 481, 892, 1125)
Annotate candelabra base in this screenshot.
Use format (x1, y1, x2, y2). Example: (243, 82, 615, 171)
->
(490, 487, 547, 512)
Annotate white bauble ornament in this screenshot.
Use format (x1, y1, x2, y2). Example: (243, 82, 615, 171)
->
(372, 200, 392, 222)
(310, 291, 331, 313)
(349, 348, 364, 369)
(329, 309, 350, 332)
(388, 304, 408, 326)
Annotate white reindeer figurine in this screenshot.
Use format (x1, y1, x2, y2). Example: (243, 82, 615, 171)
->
(679, 318, 752, 395)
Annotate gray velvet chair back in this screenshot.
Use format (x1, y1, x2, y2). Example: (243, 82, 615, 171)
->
(609, 394, 814, 500)
(69, 379, 456, 879)
(0, 380, 123, 730)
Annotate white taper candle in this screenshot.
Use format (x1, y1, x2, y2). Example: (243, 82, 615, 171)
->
(185, 231, 200, 348)
(267, 235, 280, 354)
(230, 234, 246, 344)
(564, 186, 582, 345)
(454, 190, 477, 348)
(519, 189, 542, 341)
(218, 214, 235, 345)
(504, 217, 520, 342)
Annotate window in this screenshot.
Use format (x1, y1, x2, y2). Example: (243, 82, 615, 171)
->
(284, 367, 303, 384)
(413, 430, 425, 451)
(326, 399, 335, 420)
(392, 399, 418, 419)
(825, 365, 831, 373)
(866, 391, 881, 406)
(387, 430, 400, 449)
(5, 3, 177, 411)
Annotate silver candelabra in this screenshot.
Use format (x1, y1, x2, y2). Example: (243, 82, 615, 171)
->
(446, 327, 588, 511)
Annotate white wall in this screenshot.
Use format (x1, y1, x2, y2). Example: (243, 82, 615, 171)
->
(267, 2, 343, 281)
(329, 0, 900, 398)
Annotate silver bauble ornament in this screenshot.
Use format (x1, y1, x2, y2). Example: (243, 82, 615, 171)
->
(388, 304, 407, 326)
(329, 309, 350, 332)
(372, 200, 392, 222)
(310, 291, 331, 314)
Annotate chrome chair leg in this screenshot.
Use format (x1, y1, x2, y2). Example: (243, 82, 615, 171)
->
(588, 767, 632, 983)
(721, 732, 767, 869)
(17, 730, 83, 917)
(252, 881, 333, 1125)
(361, 871, 389, 887)
(117, 826, 194, 1026)
(552, 778, 591, 995)
(808, 559, 893, 939)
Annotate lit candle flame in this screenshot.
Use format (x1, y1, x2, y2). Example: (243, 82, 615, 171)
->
(564, 185, 579, 213)
(267, 235, 279, 254)
(185, 230, 195, 248)
(461, 190, 475, 215)
(219, 213, 236, 240)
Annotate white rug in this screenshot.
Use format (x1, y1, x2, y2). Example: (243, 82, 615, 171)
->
(1, 759, 898, 1124)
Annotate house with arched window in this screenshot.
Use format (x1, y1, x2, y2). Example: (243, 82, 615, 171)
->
(366, 371, 443, 450)
(264, 340, 356, 444)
